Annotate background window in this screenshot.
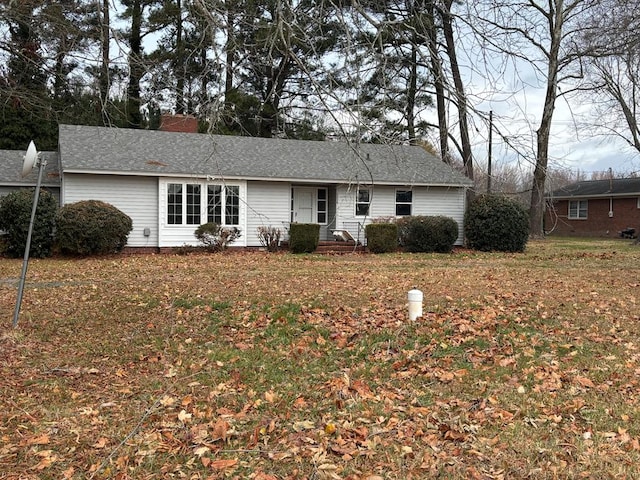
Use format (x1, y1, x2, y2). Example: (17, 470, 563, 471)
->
(356, 188, 370, 216)
(395, 189, 412, 216)
(568, 200, 587, 219)
(317, 188, 327, 223)
(167, 183, 182, 224)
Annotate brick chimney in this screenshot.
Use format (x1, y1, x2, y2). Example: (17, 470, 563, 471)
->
(159, 114, 198, 133)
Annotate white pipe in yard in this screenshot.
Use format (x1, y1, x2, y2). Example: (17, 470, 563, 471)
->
(408, 289, 423, 321)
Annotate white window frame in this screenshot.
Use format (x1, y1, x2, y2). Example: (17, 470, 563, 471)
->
(166, 181, 241, 227)
(637, 197, 640, 209)
(568, 199, 588, 219)
(395, 189, 413, 216)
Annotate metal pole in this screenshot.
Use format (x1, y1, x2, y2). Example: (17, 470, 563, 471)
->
(487, 110, 493, 194)
(13, 155, 46, 328)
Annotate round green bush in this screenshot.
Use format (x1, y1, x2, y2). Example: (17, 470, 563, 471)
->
(464, 194, 529, 252)
(55, 200, 132, 255)
(0, 188, 58, 258)
(398, 215, 459, 253)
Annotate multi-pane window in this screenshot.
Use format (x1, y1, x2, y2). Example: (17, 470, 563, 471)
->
(317, 188, 327, 223)
(395, 189, 412, 216)
(186, 184, 201, 224)
(225, 186, 240, 225)
(356, 188, 370, 216)
(568, 200, 587, 219)
(167, 183, 183, 224)
(168, 182, 239, 226)
(207, 185, 222, 224)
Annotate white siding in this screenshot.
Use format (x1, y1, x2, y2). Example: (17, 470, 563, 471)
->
(62, 174, 158, 247)
(246, 181, 291, 246)
(414, 187, 467, 244)
(336, 184, 467, 245)
(158, 178, 247, 247)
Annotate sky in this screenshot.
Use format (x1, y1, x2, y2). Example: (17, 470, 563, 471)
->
(106, 1, 640, 181)
(474, 84, 640, 178)
(452, 7, 640, 181)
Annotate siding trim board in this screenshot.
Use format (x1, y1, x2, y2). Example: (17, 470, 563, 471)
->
(63, 169, 469, 189)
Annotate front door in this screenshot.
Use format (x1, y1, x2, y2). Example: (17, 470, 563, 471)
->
(292, 188, 314, 223)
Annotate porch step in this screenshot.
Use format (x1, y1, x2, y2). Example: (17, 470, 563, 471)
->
(315, 241, 365, 254)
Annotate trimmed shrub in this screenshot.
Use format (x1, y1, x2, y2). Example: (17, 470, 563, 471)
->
(398, 215, 459, 253)
(288, 223, 320, 253)
(56, 200, 133, 255)
(464, 194, 529, 252)
(257, 225, 282, 252)
(0, 189, 58, 258)
(195, 223, 241, 251)
(365, 223, 398, 253)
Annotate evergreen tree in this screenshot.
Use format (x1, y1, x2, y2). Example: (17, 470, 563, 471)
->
(0, 2, 56, 149)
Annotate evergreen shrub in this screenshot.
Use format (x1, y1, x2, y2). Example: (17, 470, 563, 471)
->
(464, 194, 529, 252)
(0, 189, 57, 258)
(397, 215, 459, 253)
(288, 223, 320, 253)
(365, 223, 398, 253)
(56, 200, 132, 255)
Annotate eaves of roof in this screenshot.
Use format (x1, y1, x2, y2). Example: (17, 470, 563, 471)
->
(62, 168, 472, 188)
(549, 192, 640, 200)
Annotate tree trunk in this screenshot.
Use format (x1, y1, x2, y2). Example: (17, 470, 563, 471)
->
(441, 0, 473, 182)
(127, 0, 143, 128)
(224, 3, 235, 128)
(175, 0, 185, 114)
(406, 41, 418, 144)
(425, 0, 449, 161)
(529, 4, 563, 237)
(100, 0, 110, 123)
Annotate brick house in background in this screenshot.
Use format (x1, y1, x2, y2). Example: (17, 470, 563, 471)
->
(545, 178, 640, 237)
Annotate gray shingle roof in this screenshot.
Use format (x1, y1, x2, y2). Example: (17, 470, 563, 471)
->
(549, 178, 640, 198)
(59, 124, 472, 187)
(0, 149, 61, 187)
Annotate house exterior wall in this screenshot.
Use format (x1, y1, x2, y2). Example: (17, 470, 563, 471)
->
(335, 184, 467, 245)
(245, 181, 292, 246)
(546, 197, 640, 237)
(62, 174, 158, 247)
(61, 175, 467, 249)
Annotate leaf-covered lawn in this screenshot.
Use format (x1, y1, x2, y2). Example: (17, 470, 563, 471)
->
(1, 238, 639, 479)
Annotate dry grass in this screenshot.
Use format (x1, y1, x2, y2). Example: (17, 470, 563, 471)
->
(1, 238, 639, 479)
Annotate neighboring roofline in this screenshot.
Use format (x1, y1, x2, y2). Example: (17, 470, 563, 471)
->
(0, 181, 60, 188)
(548, 192, 640, 200)
(62, 168, 472, 188)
